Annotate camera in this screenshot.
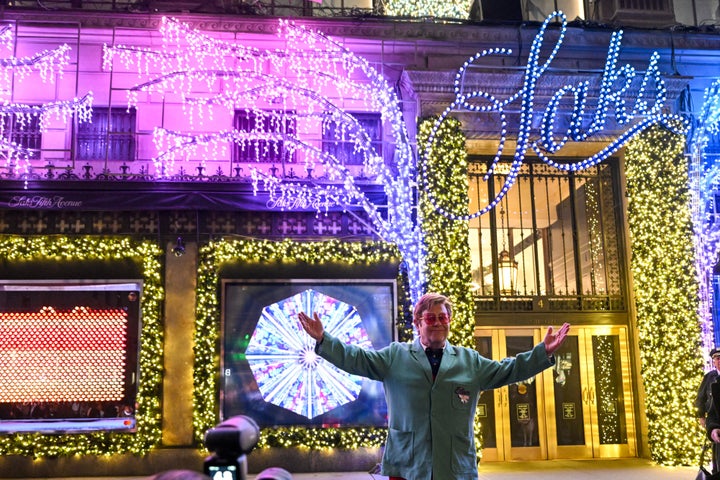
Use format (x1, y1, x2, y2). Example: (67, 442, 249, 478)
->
(203, 415, 292, 480)
(203, 415, 259, 480)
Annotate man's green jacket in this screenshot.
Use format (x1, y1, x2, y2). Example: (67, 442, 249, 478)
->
(316, 332, 554, 480)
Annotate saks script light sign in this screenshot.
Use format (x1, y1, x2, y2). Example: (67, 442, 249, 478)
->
(423, 11, 688, 218)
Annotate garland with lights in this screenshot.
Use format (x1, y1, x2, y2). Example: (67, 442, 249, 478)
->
(192, 238, 408, 448)
(625, 124, 702, 465)
(417, 116, 474, 346)
(383, 0, 470, 18)
(0, 236, 164, 457)
(417, 115, 486, 456)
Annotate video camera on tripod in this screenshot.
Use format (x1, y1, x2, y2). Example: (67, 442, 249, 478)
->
(203, 415, 292, 480)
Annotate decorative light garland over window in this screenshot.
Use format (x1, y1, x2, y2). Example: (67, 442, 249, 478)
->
(0, 236, 163, 457)
(625, 124, 701, 465)
(103, 18, 425, 302)
(193, 238, 406, 449)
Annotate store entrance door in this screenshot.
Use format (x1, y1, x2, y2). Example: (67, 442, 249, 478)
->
(474, 326, 636, 461)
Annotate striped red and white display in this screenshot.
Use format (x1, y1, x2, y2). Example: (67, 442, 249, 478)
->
(0, 306, 128, 402)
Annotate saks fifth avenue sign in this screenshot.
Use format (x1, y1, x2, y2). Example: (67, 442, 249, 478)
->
(8, 195, 83, 209)
(423, 10, 688, 219)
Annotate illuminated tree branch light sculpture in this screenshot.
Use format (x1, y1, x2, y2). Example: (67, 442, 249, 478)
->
(689, 80, 720, 358)
(0, 27, 93, 180)
(103, 17, 425, 302)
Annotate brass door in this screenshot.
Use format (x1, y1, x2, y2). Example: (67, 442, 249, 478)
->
(475, 328, 548, 461)
(475, 326, 636, 461)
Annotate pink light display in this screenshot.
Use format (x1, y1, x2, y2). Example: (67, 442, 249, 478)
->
(103, 17, 425, 301)
(0, 24, 93, 180)
(0, 306, 128, 402)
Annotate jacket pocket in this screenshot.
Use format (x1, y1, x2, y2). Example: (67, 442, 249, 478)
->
(450, 434, 475, 474)
(384, 428, 414, 469)
(452, 385, 472, 410)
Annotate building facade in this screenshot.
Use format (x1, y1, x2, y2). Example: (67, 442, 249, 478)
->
(0, 0, 717, 476)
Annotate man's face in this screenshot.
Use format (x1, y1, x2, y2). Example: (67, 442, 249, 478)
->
(712, 354, 720, 371)
(415, 302, 451, 348)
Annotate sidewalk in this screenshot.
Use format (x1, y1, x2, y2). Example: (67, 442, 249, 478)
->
(42, 458, 699, 480)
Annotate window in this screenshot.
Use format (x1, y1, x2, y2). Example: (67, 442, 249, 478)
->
(1, 111, 42, 153)
(233, 110, 295, 164)
(76, 107, 136, 162)
(322, 112, 382, 166)
(468, 160, 624, 311)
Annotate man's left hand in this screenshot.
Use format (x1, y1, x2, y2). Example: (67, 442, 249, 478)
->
(543, 323, 571, 356)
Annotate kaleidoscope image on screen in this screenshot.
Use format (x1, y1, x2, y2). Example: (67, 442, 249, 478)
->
(245, 289, 373, 419)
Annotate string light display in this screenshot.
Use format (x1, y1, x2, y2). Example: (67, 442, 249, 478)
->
(625, 124, 701, 465)
(103, 17, 425, 303)
(592, 336, 623, 444)
(0, 237, 163, 457)
(193, 238, 406, 449)
(417, 116, 474, 347)
(422, 11, 688, 221)
(0, 306, 128, 403)
(383, 0, 470, 19)
(0, 26, 93, 179)
(688, 80, 720, 360)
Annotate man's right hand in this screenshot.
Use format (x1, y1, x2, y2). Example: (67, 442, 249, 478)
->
(298, 311, 324, 342)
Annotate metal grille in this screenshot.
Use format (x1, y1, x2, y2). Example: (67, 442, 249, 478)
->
(76, 107, 136, 162)
(468, 160, 626, 312)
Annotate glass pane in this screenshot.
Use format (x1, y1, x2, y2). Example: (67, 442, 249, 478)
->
(322, 113, 381, 166)
(475, 336, 496, 448)
(467, 159, 623, 306)
(506, 336, 539, 447)
(468, 166, 493, 295)
(551, 335, 585, 445)
(77, 108, 135, 162)
(549, 175, 575, 295)
(592, 335, 628, 444)
(2, 112, 41, 152)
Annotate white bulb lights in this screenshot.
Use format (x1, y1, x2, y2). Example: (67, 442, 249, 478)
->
(422, 11, 688, 221)
(0, 26, 93, 179)
(103, 17, 424, 300)
(689, 80, 720, 359)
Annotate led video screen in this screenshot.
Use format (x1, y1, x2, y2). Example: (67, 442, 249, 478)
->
(222, 280, 396, 428)
(0, 281, 141, 434)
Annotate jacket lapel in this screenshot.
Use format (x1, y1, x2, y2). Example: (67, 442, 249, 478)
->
(411, 339, 433, 383)
(435, 342, 457, 381)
